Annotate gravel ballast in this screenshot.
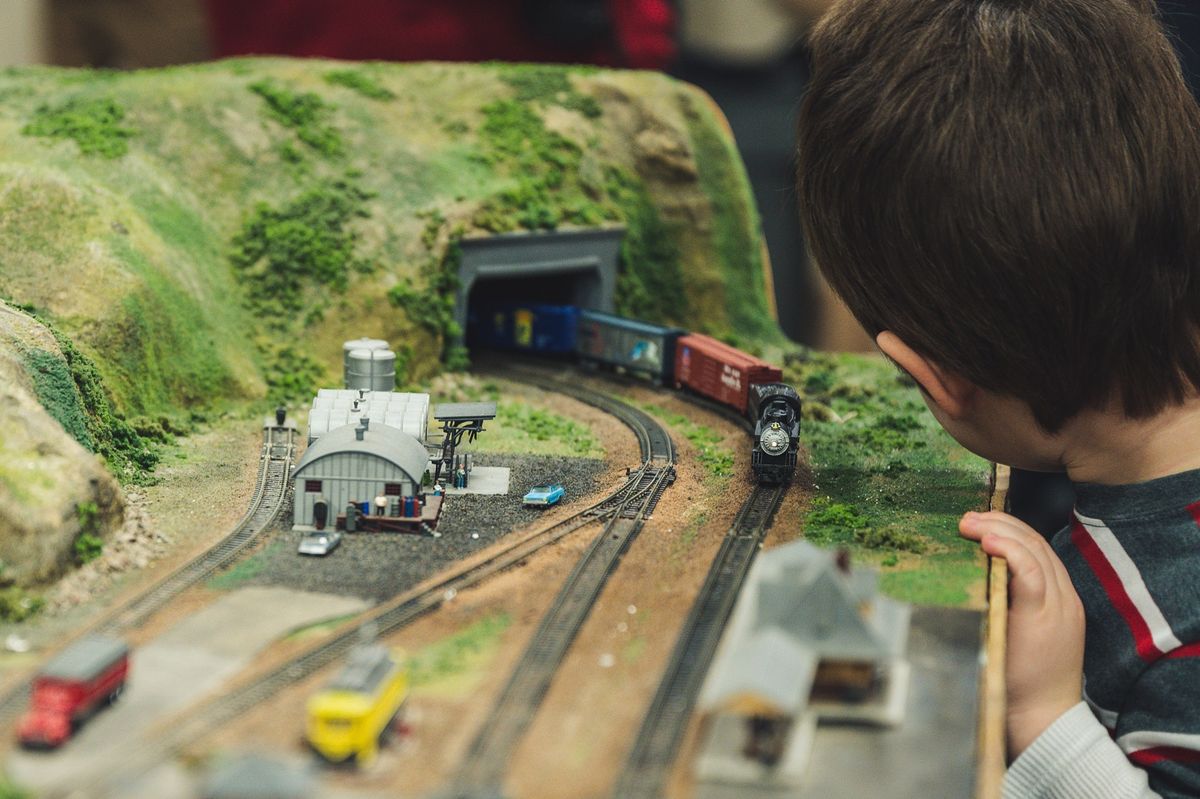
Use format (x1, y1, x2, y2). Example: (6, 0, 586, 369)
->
(215, 454, 612, 602)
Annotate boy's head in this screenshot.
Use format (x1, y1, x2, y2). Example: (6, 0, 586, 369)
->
(797, 0, 1200, 442)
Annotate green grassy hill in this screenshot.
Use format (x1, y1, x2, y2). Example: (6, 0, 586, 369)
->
(0, 59, 778, 424)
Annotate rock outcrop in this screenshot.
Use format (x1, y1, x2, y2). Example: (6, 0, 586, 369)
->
(0, 303, 124, 585)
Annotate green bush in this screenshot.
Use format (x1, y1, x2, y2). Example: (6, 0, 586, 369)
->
(18, 315, 160, 484)
(0, 588, 44, 622)
(229, 178, 374, 314)
(324, 69, 396, 101)
(74, 533, 104, 565)
(249, 80, 343, 156)
(854, 525, 927, 554)
(23, 97, 134, 158)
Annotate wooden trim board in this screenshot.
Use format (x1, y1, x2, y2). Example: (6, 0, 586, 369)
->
(976, 463, 1010, 798)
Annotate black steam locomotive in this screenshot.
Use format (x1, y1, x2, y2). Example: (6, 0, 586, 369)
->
(749, 383, 803, 484)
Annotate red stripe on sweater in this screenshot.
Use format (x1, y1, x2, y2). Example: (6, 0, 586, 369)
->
(1166, 641, 1200, 659)
(1187, 499, 1200, 529)
(1129, 746, 1200, 766)
(1070, 519, 1164, 661)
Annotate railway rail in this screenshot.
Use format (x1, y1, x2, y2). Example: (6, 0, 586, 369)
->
(448, 469, 675, 796)
(0, 423, 295, 725)
(91, 373, 673, 796)
(610, 482, 787, 799)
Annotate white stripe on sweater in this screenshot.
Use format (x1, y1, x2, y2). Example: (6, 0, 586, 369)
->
(1118, 729, 1200, 755)
(1074, 511, 1183, 655)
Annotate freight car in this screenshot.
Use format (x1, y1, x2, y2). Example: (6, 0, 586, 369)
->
(674, 333, 783, 414)
(470, 303, 579, 354)
(18, 635, 130, 748)
(306, 645, 408, 766)
(748, 383, 803, 484)
(575, 308, 684, 385)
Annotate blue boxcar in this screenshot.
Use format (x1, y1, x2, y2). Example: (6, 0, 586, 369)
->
(574, 309, 685, 384)
(471, 304, 579, 353)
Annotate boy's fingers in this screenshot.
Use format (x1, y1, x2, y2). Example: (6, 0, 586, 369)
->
(978, 532, 1048, 607)
(961, 512, 1060, 587)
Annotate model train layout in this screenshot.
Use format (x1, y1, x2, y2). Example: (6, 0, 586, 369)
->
(472, 304, 803, 484)
(0, 56, 994, 799)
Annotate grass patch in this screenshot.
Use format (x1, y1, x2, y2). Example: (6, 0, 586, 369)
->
(682, 95, 779, 344)
(207, 540, 284, 590)
(409, 613, 511, 698)
(497, 64, 602, 118)
(22, 348, 95, 449)
(229, 177, 374, 317)
(23, 96, 134, 158)
(790, 352, 989, 606)
(249, 79, 343, 157)
(0, 588, 44, 623)
(471, 399, 602, 458)
(285, 612, 359, 642)
(388, 213, 468, 370)
(637, 401, 733, 479)
(18, 313, 161, 484)
(323, 69, 395, 101)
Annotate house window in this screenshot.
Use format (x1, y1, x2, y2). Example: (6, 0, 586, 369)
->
(305, 480, 323, 493)
(384, 483, 404, 496)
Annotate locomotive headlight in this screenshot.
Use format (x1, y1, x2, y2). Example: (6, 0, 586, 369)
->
(759, 422, 789, 456)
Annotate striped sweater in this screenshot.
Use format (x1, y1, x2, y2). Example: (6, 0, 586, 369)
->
(1005, 470, 1200, 798)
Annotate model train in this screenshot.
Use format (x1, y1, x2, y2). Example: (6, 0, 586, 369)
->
(469, 304, 801, 484)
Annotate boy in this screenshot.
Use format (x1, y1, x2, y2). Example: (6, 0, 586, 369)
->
(795, 1, 1200, 797)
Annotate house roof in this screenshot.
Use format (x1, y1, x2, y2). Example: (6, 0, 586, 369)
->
(698, 539, 910, 718)
(698, 628, 817, 715)
(292, 422, 430, 482)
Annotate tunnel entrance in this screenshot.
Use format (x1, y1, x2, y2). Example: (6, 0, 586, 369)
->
(455, 227, 624, 350)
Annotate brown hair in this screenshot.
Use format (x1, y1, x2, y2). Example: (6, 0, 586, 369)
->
(797, 0, 1200, 432)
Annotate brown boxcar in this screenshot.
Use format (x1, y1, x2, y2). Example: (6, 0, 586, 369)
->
(673, 334, 783, 414)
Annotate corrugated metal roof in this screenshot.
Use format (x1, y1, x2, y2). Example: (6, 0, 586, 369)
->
(307, 390, 429, 442)
(293, 422, 430, 481)
(40, 635, 128, 682)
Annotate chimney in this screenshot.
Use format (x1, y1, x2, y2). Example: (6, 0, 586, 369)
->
(835, 547, 851, 574)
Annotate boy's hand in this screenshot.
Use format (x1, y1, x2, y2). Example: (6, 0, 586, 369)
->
(960, 511, 1085, 759)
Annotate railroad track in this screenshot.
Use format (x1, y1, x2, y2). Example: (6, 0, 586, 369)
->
(610, 482, 788, 799)
(448, 464, 675, 797)
(92, 374, 672, 796)
(0, 423, 295, 725)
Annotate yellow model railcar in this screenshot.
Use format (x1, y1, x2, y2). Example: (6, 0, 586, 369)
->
(306, 645, 408, 766)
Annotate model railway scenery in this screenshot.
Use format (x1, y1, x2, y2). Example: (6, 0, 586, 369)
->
(0, 53, 995, 799)
(471, 304, 803, 485)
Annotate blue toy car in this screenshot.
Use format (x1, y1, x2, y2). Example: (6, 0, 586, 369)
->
(522, 483, 565, 507)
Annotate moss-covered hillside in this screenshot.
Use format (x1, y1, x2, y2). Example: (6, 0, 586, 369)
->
(0, 59, 777, 420)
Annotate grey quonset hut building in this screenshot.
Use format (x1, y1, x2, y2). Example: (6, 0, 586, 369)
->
(292, 422, 430, 530)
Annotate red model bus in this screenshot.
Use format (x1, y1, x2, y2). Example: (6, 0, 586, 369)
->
(18, 635, 130, 748)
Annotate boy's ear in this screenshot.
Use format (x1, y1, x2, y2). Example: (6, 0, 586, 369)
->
(875, 331, 977, 419)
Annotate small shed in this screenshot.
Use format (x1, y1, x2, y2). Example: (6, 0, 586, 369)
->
(291, 422, 430, 530)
